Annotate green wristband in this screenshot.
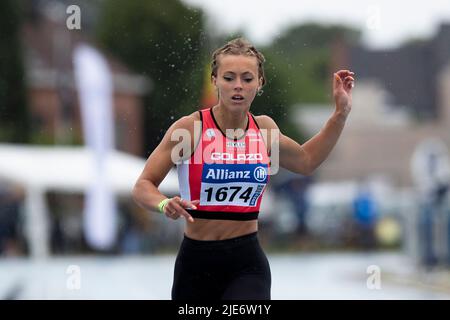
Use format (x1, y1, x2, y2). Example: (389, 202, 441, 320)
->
(157, 198, 170, 214)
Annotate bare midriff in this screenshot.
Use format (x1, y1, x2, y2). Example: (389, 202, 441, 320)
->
(184, 219, 258, 240)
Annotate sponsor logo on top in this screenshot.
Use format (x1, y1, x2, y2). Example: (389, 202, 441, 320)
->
(226, 141, 246, 148)
(253, 166, 267, 182)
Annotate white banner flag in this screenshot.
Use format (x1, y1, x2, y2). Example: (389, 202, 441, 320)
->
(73, 44, 117, 250)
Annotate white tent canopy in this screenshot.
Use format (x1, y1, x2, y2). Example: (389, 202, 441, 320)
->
(0, 144, 179, 194)
(0, 144, 179, 258)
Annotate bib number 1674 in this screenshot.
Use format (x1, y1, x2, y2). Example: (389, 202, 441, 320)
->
(204, 186, 253, 203)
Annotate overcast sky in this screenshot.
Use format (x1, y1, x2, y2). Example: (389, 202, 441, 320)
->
(182, 0, 450, 49)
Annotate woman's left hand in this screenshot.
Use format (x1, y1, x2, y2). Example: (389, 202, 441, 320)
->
(333, 69, 355, 117)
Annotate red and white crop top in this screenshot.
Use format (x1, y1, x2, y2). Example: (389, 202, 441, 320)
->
(176, 107, 270, 220)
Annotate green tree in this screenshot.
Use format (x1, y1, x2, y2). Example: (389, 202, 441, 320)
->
(256, 23, 361, 141)
(97, 0, 208, 154)
(267, 22, 361, 104)
(251, 49, 303, 140)
(0, 0, 29, 142)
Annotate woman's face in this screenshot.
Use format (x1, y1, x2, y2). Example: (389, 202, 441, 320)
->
(212, 54, 261, 110)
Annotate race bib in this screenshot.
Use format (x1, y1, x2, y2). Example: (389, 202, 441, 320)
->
(200, 163, 268, 207)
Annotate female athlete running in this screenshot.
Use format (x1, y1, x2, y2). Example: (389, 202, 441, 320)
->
(133, 38, 355, 300)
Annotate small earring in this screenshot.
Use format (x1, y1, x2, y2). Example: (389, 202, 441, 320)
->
(257, 89, 264, 96)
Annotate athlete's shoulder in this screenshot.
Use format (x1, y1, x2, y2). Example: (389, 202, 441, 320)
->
(253, 114, 279, 130)
(169, 109, 201, 131)
(186, 109, 202, 121)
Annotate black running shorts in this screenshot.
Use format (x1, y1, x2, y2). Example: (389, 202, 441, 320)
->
(171, 231, 271, 300)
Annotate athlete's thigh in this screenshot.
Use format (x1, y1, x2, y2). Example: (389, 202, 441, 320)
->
(221, 271, 271, 300)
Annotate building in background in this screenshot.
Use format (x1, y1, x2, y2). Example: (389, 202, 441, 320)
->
(22, 1, 151, 155)
(0, 1, 155, 257)
(296, 23, 450, 189)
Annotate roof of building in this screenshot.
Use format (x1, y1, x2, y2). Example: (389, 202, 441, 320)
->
(348, 23, 450, 120)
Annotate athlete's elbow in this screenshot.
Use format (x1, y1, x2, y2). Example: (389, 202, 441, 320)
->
(286, 163, 313, 176)
(131, 181, 142, 205)
(301, 156, 325, 176)
(132, 179, 148, 206)
(303, 166, 317, 176)
(282, 157, 313, 176)
(298, 154, 314, 176)
(296, 166, 314, 176)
